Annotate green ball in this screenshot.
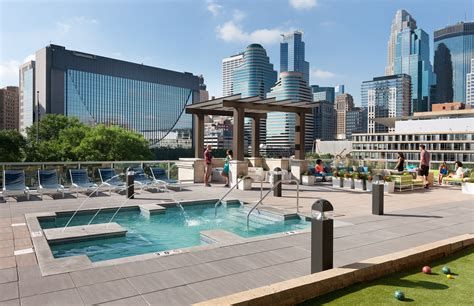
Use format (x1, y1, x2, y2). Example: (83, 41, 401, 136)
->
(394, 290, 405, 301)
(442, 266, 451, 274)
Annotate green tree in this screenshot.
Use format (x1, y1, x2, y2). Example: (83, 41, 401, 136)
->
(0, 130, 26, 162)
(76, 125, 152, 161)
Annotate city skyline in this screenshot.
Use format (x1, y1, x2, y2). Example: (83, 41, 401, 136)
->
(0, 0, 472, 104)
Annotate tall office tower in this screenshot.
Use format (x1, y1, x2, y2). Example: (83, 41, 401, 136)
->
(222, 53, 244, 96)
(232, 43, 277, 152)
(434, 22, 474, 103)
(32, 44, 201, 148)
(266, 71, 313, 156)
(361, 74, 411, 133)
(311, 85, 335, 103)
(345, 107, 367, 139)
(467, 59, 474, 107)
(393, 25, 435, 113)
(198, 75, 209, 102)
(313, 101, 336, 140)
(19, 61, 35, 134)
(0, 86, 19, 130)
(335, 93, 354, 139)
(385, 9, 417, 76)
(280, 31, 310, 84)
(335, 84, 345, 97)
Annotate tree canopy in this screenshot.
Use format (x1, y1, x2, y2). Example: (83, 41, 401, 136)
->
(0, 130, 26, 162)
(18, 114, 153, 162)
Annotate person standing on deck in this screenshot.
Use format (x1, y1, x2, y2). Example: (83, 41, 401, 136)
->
(419, 145, 430, 189)
(204, 144, 213, 187)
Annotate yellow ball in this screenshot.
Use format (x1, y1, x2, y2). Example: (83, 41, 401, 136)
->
(447, 274, 454, 279)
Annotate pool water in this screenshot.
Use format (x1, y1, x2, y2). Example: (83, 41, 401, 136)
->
(39, 201, 309, 262)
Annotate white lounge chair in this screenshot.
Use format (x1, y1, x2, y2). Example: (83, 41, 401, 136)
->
(150, 167, 182, 191)
(38, 169, 65, 199)
(98, 168, 126, 195)
(69, 169, 98, 197)
(2, 170, 30, 200)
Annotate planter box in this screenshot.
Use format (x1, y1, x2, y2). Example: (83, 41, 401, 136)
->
(332, 177, 341, 188)
(238, 178, 253, 190)
(343, 178, 354, 188)
(354, 179, 365, 190)
(302, 175, 315, 186)
(366, 181, 372, 191)
(384, 181, 395, 193)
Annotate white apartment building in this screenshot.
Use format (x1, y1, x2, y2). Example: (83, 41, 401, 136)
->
(222, 53, 244, 96)
(467, 58, 474, 107)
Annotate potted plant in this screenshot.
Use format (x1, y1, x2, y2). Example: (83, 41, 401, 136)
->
(353, 172, 366, 190)
(367, 175, 373, 191)
(343, 172, 354, 188)
(301, 171, 315, 186)
(383, 175, 395, 193)
(332, 171, 341, 188)
(238, 175, 253, 190)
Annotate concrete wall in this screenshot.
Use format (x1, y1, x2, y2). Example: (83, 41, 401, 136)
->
(314, 140, 352, 156)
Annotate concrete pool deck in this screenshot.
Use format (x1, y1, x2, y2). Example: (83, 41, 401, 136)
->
(0, 182, 472, 305)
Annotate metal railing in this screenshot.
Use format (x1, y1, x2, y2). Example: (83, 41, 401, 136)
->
(246, 179, 300, 228)
(214, 175, 253, 217)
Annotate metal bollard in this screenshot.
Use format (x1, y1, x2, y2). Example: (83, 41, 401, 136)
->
(372, 174, 384, 215)
(273, 167, 282, 197)
(311, 199, 334, 273)
(126, 168, 135, 199)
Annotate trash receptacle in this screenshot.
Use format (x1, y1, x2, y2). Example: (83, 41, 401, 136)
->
(126, 168, 135, 199)
(372, 174, 384, 215)
(311, 199, 334, 273)
(273, 167, 282, 197)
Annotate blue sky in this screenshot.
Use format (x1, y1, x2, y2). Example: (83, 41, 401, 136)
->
(0, 0, 472, 104)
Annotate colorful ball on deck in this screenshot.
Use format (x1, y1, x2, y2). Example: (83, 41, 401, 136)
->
(442, 266, 451, 274)
(422, 266, 431, 274)
(394, 290, 405, 301)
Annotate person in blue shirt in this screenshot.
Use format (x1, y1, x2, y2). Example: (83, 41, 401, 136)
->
(221, 149, 233, 187)
(438, 161, 448, 185)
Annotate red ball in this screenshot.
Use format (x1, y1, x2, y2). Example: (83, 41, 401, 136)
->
(422, 266, 431, 274)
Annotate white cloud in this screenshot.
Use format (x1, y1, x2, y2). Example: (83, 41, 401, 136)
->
(56, 16, 98, 34)
(0, 54, 35, 86)
(289, 0, 317, 10)
(232, 9, 246, 22)
(216, 21, 286, 45)
(311, 68, 337, 79)
(206, 0, 222, 16)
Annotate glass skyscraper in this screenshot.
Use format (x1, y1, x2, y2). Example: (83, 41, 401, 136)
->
(19, 61, 35, 134)
(393, 27, 435, 113)
(231, 44, 277, 152)
(280, 31, 310, 84)
(266, 72, 314, 156)
(31, 45, 201, 148)
(232, 44, 277, 99)
(311, 85, 335, 103)
(434, 22, 474, 103)
(361, 74, 411, 133)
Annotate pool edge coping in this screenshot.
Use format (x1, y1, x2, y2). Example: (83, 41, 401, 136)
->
(193, 233, 474, 306)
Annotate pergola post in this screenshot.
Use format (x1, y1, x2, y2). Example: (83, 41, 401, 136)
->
(251, 117, 261, 158)
(233, 107, 245, 161)
(194, 113, 204, 158)
(295, 112, 305, 160)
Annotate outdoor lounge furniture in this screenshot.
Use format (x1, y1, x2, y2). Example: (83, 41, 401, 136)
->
(98, 168, 126, 195)
(133, 167, 158, 191)
(69, 169, 99, 197)
(390, 174, 424, 192)
(150, 167, 182, 191)
(2, 170, 30, 200)
(442, 171, 473, 185)
(38, 169, 65, 199)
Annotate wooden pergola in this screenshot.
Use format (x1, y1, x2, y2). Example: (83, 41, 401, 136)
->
(185, 94, 314, 161)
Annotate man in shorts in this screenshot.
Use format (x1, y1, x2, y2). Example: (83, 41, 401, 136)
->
(204, 144, 213, 187)
(419, 144, 430, 188)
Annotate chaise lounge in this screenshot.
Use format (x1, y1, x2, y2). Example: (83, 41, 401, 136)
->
(2, 170, 30, 200)
(150, 167, 182, 191)
(98, 168, 126, 195)
(69, 169, 99, 197)
(38, 169, 65, 199)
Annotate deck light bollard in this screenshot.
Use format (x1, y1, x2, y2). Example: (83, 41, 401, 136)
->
(311, 199, 334, 273)
(372, 174, 384, 215)
(126, 168, 135, 199)
(273, 167, 282, 197)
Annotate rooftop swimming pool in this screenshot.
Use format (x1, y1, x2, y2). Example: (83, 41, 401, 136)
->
(39, 201, 309, 262)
